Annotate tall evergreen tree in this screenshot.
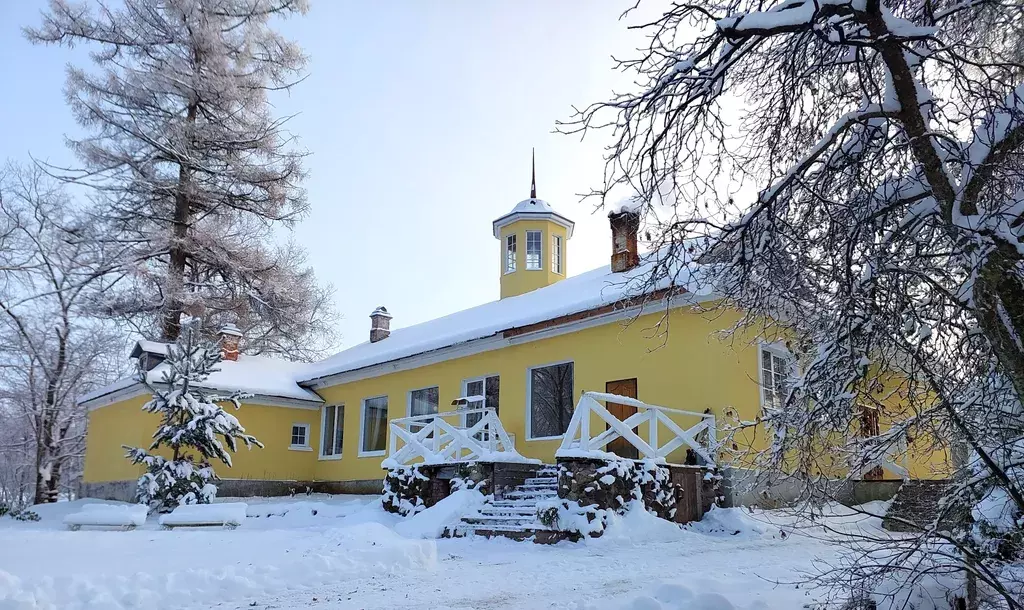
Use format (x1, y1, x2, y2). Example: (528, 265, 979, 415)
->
(26, 0, 337, 358)
(125, 320, 262, 512)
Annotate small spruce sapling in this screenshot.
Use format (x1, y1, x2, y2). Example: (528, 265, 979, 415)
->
(124, 322, 262, 512)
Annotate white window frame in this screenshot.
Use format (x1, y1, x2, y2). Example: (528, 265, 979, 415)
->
(461, 374, 499, 427)
(359, 395, 389, 458)
(525, 359, 575, 441)
(505, 234, 517, 274)
(551, 234, 563, 275)
(526, 230, 543, 271)
(289, 422, 312, 451)
(318, 405, 344, 460)
(758, 342, 794, 409)
(407, 386, 440, 418)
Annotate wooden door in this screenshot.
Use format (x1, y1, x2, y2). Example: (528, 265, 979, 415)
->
(606, 378, 639, 459)
(860, 406, 884, 481)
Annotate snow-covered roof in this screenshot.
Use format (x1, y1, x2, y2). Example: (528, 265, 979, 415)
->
(80, 354, 321, 406)
(129, 340, 171, 359)
(301, 246, 709, 384)
(491, 198, 575, 239)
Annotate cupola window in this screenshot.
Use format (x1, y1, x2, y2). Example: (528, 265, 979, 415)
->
(552, 235, 563, 274)
(505, 234, 517, 273)
(526, 230, 542, 270)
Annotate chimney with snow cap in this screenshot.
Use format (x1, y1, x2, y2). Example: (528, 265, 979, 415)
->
(608, 199, 642, 273)
(218, 323, 243, 361)
(370, 306, 392, 343)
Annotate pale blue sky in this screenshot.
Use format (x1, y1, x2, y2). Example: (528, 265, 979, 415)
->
(0, 1, 644, 352)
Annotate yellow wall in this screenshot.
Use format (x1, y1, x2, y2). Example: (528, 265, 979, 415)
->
(314, 305, 762, 482)
(83, 397, 320, 484)
(84, 305, 949, 486)
(499, 220, 569, 299)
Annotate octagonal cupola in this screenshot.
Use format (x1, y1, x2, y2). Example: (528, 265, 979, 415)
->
(493, 152, 574, 299)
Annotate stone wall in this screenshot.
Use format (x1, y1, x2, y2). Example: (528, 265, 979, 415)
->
(381, 461, 543, 516)
(882, 480, 958, 532)
(556, 457, 717, 524)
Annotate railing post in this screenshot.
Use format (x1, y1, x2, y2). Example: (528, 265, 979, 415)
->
(579, 401, 590, 451)
(648, 410, 658, 460)
(389, 421, 397, 458)
(707, 414, 717, 463)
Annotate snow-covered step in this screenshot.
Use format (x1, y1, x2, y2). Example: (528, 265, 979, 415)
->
(478, 506, 537, 516)
(462, 516, 538, 528)
(524, 477, 557, 486)
(504, 490, 557, 500)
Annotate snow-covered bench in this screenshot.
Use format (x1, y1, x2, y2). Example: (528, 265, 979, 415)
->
(64, 503, 148, 531)
(158, 503, 248, 530)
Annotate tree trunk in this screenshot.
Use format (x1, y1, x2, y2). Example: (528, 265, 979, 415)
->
(161, 102, 198, 342)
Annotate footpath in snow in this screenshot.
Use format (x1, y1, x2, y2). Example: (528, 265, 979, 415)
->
(0, 493, 888, 610)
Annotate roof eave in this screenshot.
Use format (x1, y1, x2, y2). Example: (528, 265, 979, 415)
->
(491, 211, 575, 239)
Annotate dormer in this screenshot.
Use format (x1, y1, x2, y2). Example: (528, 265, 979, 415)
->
(130, 340, 171, 372)
(493, 153, 574, 299)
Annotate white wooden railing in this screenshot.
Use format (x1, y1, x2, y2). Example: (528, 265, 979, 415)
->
(556, 392, 718, 466)
(383, 408, 536, 468)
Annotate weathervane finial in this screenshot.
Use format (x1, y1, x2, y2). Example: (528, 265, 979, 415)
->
(530, 148, 537, 199)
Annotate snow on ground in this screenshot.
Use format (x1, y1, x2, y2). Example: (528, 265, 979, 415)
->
(0, 495, 888, 610)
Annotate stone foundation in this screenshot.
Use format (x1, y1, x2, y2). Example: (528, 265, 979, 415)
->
(720, 467, 907, 509)
(80, 478, 384, 502)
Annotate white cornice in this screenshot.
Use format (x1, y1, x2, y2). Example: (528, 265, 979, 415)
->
(492, 211, 575, 239)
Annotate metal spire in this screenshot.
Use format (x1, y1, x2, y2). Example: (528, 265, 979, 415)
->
(530, 148, 537, 199)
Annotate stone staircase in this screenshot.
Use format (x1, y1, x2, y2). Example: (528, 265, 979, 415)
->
(444, 466, 577, 543)
(882, 480, 958, 532)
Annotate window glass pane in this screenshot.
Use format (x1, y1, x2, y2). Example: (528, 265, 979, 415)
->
(410, 387, 439, 417)
(485, 376, 500, 414)
(362, 396, 388, 453)
(551, 235, 562, 274)
(505, 235, 517, 273)
(323, 406, 336, 455)
(333, 406, 344, 455)
(526, 231, 542, 270)
(530, 363, 574, 438)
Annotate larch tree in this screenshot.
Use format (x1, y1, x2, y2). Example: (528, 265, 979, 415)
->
(0, 163, 122, 506)
(125, 319, 262, 512)
(26, 0, 338, 359)
(566, 0, 1024, 608)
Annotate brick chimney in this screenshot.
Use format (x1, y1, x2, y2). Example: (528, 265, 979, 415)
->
(370, 306, 392, 343)
(218, 323, 243, 361)
(609, 208, 640, 273)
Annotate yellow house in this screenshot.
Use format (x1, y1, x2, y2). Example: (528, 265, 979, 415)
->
(79, 177, 943, 504)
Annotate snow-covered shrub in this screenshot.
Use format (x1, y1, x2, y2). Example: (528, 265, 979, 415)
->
(382, 464, 429, 516)
(124, 321, 262, 513)
(11, 509, 40, 522)
(0, 502, 8, 518)
(535, 498, 610, 537)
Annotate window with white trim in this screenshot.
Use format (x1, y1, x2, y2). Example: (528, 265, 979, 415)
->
(551, 234, 562, 274)
(505, 234, 517, 273)
(361, 396, 388, 455)
(760, 346, 792, 408)
(320, 405, 344, 458)
(526, 230, 542, 270)
(529, 361, 574, 439)
(463, 375, 500, 429)
(409, 386, 439, 418)
(290, 423, 310, 449)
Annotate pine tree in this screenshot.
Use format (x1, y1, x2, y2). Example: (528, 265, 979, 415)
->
(26, 0, 339, 359)
(125, 320, 262, 512)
